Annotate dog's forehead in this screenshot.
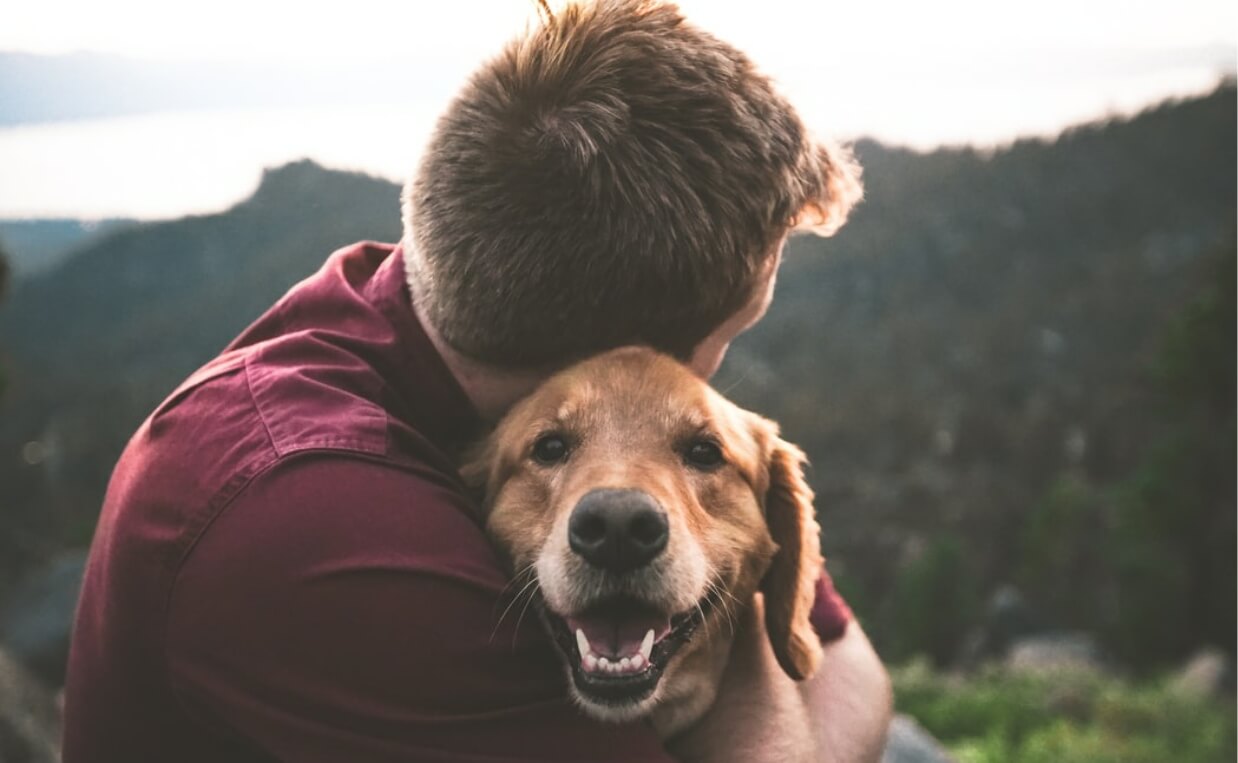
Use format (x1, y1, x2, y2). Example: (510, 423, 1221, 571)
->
(550, 349, 713, 425)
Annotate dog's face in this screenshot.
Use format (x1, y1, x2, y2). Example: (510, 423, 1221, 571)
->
(464, 347, 823, 723)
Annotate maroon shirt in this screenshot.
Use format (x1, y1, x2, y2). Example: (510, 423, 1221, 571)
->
(63, 242, 851, 762)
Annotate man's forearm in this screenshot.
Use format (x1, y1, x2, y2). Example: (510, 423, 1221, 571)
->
(800, 621, 893, 763)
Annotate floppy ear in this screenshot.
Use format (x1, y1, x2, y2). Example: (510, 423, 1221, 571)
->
(458, 436, 498, 511)
(761, 437, 825, 681)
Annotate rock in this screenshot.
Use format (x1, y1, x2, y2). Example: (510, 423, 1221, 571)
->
(1170, 647, 1234, 698)
(0, 645, 60, 763)
(882, 714, 956, 763)
(0, 550, 87, 686)
(1005, 632, 1103, 675)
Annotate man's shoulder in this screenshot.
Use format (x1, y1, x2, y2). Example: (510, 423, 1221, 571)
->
(137, 306, 450, 507)
(198, 454, 493, 571)
(134, 345, 474, 564)
(130, 339, 394, 507)
(171, 454, 510, 636)
(102, 237, 480, 606)
(241, 336, 391, 460)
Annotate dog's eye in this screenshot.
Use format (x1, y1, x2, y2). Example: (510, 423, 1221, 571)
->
(684, 439, 724, 470)
(531, 434, 570, 465)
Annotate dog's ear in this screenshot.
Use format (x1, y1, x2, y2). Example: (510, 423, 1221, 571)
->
(760, 436, 825, 681)
(458, 436, 497, 509)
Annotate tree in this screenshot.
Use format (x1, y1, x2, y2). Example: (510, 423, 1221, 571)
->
(0, 241, 9, 399)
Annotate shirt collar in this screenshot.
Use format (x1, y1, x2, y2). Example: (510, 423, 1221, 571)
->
(366, 245, 484, 453)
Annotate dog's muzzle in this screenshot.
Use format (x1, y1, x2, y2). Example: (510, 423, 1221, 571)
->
(568, 488, 669, 573)
(539, 488, 713, 708)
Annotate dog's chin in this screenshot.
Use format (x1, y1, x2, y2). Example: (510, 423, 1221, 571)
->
(540, 592, 716, 721)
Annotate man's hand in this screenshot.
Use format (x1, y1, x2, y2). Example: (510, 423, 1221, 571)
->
(667, 595, 892, 763)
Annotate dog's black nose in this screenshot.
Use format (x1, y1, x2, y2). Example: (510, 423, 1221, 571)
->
(568, 489, 669, 573)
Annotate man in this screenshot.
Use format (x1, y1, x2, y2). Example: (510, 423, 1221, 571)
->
(63, 1, 891, 760)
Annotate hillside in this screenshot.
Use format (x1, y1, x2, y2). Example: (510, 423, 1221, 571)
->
(0, 160, 402, 579)
(720, 86, 1235, 666)
(0, 87, 1233, 668)
(0, 219, 136, 279)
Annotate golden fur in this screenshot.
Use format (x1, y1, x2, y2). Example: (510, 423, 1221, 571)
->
(464, 347, 823, 735)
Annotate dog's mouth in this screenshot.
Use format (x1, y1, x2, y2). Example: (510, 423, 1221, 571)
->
(543, 593, 716, 707)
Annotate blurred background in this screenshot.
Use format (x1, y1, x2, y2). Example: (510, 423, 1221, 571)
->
(0, 1, 1234, 761)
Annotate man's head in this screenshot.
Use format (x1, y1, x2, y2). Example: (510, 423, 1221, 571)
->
(403, 0, 860, 370)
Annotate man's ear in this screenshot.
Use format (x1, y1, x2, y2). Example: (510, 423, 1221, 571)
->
(760, 436, 825, 681)
(792, 138, 863, 237)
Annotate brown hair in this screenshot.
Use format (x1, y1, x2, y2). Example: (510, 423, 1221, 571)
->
(403, 0, 861, 367)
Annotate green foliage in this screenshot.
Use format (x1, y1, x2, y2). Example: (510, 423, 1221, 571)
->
(1017, 475, 1109, 628)
(1154, 243, 1237, 405)
(1103, 439, 1210, 665)
(885, 535, 981, 665)
(893, 661, 1237, 763)
(1013, 241, 1236, 667)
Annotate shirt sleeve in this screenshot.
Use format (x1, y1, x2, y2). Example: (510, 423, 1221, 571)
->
(809, 568, 853, 643)
(166, 454, 673, 763)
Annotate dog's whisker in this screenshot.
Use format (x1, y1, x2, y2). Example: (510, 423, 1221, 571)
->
(694, 598, 713, 649)
(490, 562, 534, 599)
(706, 582, 738, 636)
(510, 582, 542, 651)
(492, 564, 537, 611)
(491, 573, 541, 644)
(717, 368, 750, 397)
(716, 582, 742, 635)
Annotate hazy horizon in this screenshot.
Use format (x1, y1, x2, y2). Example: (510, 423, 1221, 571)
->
(2, 76, 1230, 221)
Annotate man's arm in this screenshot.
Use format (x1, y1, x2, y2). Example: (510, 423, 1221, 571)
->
(800, 620, 893, 762)
(668, 594, 892, 763)
(166, 455, 673, 762)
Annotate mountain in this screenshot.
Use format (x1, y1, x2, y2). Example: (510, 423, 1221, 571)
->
(0, 160, 402, 583)
(719, 86, 1236, 666)
(0, 88, 1233, 669)
(0, 219, 136, 279)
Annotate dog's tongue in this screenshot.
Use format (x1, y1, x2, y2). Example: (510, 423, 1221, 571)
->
(566, 602, 672, 658)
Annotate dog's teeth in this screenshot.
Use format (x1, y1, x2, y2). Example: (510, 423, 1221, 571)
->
(584, 654, 598, 672)
(640, 629, 654, 661)
(598, 656, 610, 670)
(630, 654, 645, 670)
(575, 629, 591, 658)
(619, 657, 632, 671)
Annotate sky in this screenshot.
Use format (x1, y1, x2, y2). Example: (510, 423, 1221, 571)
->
(1, 0, 1234, 218)
(5, 0, 1234, 65)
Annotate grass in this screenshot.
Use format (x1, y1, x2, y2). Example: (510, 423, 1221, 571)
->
(891, 660, 1236, 763)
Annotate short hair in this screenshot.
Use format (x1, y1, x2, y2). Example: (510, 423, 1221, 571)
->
(403, 0, 861, 367)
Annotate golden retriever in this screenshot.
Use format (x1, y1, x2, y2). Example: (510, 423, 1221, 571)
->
(463, 346, 825, 736)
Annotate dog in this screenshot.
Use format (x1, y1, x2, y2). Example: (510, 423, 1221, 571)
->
(463, 346, 824, 737)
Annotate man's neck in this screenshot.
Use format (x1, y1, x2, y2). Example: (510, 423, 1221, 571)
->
(412, 302, 551, 423)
